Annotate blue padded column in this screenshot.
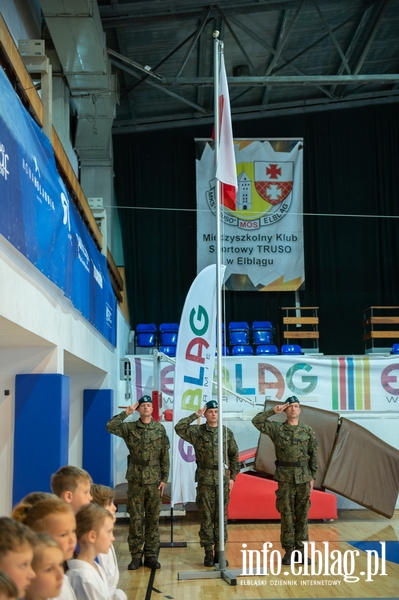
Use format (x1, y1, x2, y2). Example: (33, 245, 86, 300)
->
(13, 374, 70, 505)
(83, 389, 113, 487)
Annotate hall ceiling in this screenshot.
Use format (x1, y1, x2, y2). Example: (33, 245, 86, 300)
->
(97, 0, 399, 133)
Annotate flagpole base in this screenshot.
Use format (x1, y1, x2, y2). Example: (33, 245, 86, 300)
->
(159, 542, 187, 548)
(177, 568, 239, 585)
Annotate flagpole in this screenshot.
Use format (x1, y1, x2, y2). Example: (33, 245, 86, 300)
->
(213, 30, 227, 571)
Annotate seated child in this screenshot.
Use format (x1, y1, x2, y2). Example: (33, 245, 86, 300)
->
(25, 534, 64, 600)
(50, 467, 92, 567)
(51, 467, 92, 514)
(21, 494, 56, 505)
(0, 517, 36, 598)
(0, 571, 19, 600)
(90, 485, 126, 600)
(67, 504, 115, 600)
(12, 498, 77, 600)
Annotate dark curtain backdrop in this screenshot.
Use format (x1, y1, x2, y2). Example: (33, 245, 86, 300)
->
(113, 103, 399, 355)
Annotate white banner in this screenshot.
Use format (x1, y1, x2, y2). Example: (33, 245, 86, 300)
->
(171, 265, 225, 505)
(196, 139, 304, 291)
(126, 354, 399, 415)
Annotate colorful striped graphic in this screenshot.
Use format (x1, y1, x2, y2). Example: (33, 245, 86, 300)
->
(331, 356, 371, 410)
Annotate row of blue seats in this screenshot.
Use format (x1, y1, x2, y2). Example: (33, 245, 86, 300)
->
(136, 321, 275, 348)
(227, 321, 274, 346)
(158, 344, 303, 358)
(136, 323, 179, 347)
(222, 344, 303, 356)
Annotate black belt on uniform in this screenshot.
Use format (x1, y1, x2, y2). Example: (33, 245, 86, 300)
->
(275, 460, 308, 467)
(130, 457, 159, 467)
(196, 461, 226, 470)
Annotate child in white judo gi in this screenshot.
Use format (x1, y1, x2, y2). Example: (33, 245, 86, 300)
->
(0, 518, 36, 599)
(90, 485, 126, 600)
(25, 534, 64, 600)
(12, 496, 78, 600)
(67, 503, 115, 600)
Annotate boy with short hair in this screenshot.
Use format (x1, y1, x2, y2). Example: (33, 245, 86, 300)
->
(51, 466, 93, 514)
(90, 485, 126, 600)
(0, 518, 37, 598)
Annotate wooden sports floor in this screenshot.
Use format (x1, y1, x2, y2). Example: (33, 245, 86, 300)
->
(114, 509, 399, 600)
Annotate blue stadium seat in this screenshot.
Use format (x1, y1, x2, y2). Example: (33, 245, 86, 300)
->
(391, 343, 399, 354)
(159, 323, 179, 346)
(216, 345, 229, 356)
(228, 321, 250, 345)
(252, 321, 273, 345)
(281, 344, 303, 355)
(256, 344, 278, 355)
(136, 323, 157, 347)
(159, 345, 176, 357)
(232, 345, 253, 356)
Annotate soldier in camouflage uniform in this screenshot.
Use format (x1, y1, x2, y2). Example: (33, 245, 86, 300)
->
(106, 395, 170, 570)
(175, 399, 239, 567)
(252, 396, 318, 565)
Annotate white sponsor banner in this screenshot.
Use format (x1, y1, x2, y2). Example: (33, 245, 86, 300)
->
(125, 354, 399, 414)
(171, 265, 225, 505)
(196, 139, 304, 291)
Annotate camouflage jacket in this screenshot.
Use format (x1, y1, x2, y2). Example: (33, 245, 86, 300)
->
(106, 411, 170, 485)
(175, 413, 240, 485)
(252, 408, 318, 484)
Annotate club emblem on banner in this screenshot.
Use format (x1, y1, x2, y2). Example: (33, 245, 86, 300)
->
(254, 161, 293, 206)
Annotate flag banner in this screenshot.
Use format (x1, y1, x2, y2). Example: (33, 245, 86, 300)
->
(125, 354, 399, 414)
(196, 139, 304, 291)
(171, 264, 225, 505)
(0, 65, 116, 345)
(215, 54, 237, 210)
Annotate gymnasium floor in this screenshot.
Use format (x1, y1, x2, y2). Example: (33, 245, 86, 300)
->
(114, 508, 399, 600)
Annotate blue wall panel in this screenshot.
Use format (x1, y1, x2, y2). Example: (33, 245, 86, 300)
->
(83, 390, 113, 488)
(13, 374, 70, 505)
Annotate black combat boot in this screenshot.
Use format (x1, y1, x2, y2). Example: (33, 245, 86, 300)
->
(204, 549, 215, 567)
(214, 551, 229, 567)
(282, 549, 293, 565)
(128, 557, 142, 570)
(295, 547, 311, 565)
(144, 555, 161, 569)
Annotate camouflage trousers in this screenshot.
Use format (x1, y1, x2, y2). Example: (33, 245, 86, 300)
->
(275, 481, 311, 551)
(127, 483, 161, 558)
(196, 483, 229, 551)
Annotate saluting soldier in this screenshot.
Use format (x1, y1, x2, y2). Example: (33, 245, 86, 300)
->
(106, 395, 170, 570)
(252, 396, 318, 565)
(174, 399, 239, 567)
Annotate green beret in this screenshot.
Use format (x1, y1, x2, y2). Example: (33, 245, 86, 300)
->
(284, 395, 300, 405)
(205, 400, 218, 409)
(138, 395, 152, 405)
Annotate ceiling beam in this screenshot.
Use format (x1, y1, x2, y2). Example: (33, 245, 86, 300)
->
(112, 89, 399, 133)
(353, 0, 391, 74)
(110, 57, 209, 113)
(159, 74, 399, 86)
(100, 0, 298, 28)
(311, 0, 351, 74)
(330, 4, 374, 95)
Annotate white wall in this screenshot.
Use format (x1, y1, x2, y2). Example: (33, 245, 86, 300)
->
(0, 238, 130, 515)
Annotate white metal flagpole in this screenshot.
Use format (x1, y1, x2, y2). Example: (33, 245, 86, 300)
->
(177, 32, 238, 585)
(213, 30, 227, 571)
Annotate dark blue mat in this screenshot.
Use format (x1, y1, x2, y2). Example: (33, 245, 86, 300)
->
(348, 541, 399, 564)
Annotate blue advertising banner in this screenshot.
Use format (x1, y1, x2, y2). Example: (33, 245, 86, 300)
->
(0, 67, 116, 345)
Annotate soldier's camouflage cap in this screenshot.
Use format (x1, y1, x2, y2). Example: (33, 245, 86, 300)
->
(205, 400, 218, 409)
(138, 395, 152, 405)
(284, 395, 300, 404)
